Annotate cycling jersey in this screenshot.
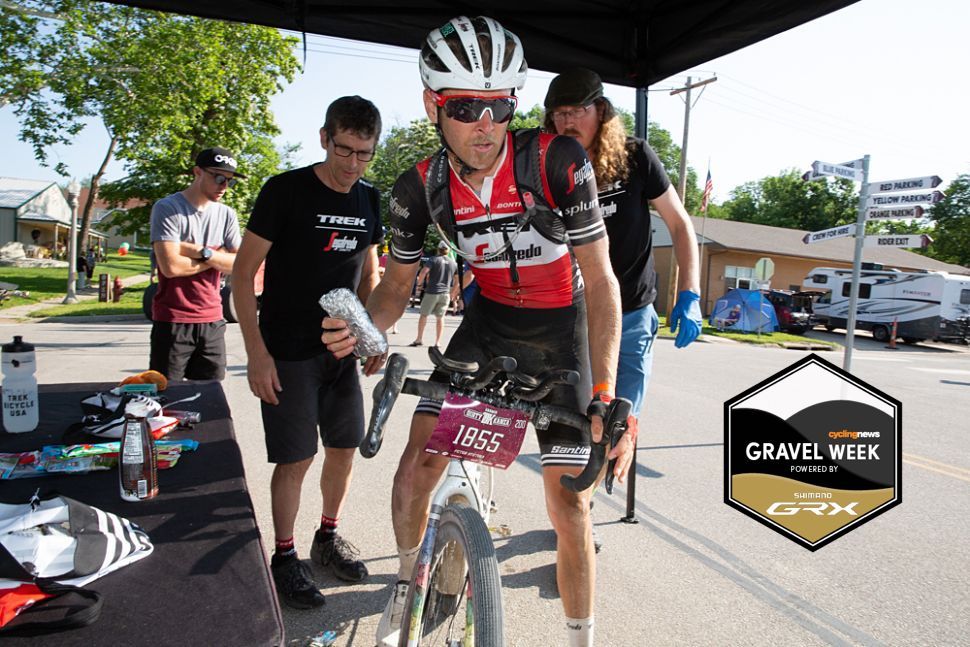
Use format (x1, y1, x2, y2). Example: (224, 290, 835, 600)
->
(388, 131, 605, 309)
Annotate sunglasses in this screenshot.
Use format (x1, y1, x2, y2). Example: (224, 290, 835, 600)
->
(432, 92, 517, 124)
(203, 169, 238, 188)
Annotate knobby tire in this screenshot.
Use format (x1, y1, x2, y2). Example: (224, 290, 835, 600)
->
(399, 503, 504, 647)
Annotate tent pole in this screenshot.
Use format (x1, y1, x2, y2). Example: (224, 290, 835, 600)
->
(620, 86, 649, 525)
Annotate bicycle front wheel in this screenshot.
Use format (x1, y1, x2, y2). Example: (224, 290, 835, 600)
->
(400, 503, 504, 647)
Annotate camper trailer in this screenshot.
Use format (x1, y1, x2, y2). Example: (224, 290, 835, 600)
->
(804, 266, 970, 344)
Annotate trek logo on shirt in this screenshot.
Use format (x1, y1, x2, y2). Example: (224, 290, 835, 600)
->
(566, 160, 594, 194)
(317, 215, 367, 228)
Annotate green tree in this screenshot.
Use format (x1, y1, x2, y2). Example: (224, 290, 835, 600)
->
(509, 104, 544, 130)
(721, 170, 858, 231)
(924, 174, 970, 266)
(1, 2, 299, 249)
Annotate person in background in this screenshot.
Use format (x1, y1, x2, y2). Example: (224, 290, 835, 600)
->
(149, 147, 242, 381)
(85, 248, 96, 285)
(408, 240, 457, 348)
(544, 66, 703, 454)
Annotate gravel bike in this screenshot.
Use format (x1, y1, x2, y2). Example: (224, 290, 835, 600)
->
(363, 347, 631, 647)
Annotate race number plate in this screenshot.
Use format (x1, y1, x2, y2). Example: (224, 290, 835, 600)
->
(425, 393, 529, 469)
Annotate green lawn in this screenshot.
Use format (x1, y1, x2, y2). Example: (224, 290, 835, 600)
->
(658, 315, 838, 348)
(0, 251, 152, 309)
(29, 281, 150, 318)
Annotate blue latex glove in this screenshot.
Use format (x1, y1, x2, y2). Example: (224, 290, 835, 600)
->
(669, 290, 703, 348)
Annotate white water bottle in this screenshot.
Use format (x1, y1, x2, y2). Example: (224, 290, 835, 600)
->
(2, 336, 38, 433)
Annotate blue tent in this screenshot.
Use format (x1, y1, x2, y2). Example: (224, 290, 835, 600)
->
(709, 289, 779, 333)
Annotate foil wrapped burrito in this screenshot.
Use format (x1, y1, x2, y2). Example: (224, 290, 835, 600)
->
(319, 288, 388, 358)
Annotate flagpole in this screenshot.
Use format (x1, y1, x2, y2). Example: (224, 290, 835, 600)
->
(699, 162, 711, 313)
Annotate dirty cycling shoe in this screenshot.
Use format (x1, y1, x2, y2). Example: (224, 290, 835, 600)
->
(376, 580, 409, 646)
(310, 530, 368, 582)
(271, 553, 326, 609)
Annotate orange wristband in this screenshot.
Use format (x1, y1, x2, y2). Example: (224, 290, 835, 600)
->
(592, 382, 614, 398)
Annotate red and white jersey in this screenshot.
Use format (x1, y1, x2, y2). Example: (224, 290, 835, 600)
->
(389, 132, 604, 308)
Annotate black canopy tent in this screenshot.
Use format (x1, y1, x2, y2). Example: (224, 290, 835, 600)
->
(97, 0, 861, 520)
(101, 1, 859, 89)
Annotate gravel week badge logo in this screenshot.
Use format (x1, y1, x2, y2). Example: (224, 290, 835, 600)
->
(725, 354, 901, 550)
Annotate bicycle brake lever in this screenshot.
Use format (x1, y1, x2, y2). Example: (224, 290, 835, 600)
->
(602, 398, 632, 495)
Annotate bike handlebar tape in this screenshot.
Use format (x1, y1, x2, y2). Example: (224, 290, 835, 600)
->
(561, 397, 633, 493)
(361, 353, 410, 458)
(319, 288, 388, 358)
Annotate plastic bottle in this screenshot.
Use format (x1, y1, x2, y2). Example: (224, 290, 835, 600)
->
(119, 400, 159, 501)
(2, 336, 38, 433)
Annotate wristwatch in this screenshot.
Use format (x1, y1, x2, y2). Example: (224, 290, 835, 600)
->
(198, 247, 213, 262)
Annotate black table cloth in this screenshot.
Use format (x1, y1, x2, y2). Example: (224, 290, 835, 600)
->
(0, 381, 283, 646)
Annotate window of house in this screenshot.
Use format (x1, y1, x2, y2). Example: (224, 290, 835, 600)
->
(725, 265, 755, 290)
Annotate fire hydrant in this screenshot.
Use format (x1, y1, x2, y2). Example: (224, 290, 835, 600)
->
(112, 276, 124, 302)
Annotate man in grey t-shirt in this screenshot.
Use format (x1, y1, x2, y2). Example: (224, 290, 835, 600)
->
(409, 240, 457, 348)
(149, 147, 243, 380)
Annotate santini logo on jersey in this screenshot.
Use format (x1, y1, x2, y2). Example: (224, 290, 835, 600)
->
(317, 215, 367, 228)
(389, 196, 410, 219)
(566, 160, 595, 194)
(600, 202, 617, 218)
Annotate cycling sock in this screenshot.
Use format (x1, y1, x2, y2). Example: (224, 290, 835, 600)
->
(319, 514, 339, 537)
(397, 545, 421, 581)
(565, 616, 594, 647)
(275, 537, 296, 558)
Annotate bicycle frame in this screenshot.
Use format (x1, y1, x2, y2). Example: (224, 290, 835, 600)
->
(406, 458, 492, 647)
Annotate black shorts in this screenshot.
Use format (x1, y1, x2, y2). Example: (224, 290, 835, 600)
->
(150, 321, 227, 381)
(416, 296, 592, 469)
(261, 353, 365, 464)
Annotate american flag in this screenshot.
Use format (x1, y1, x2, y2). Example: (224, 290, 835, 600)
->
(701, 169, 713, 214)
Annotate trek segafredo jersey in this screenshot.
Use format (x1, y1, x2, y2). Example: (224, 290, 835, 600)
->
(388, 132, 604, 308)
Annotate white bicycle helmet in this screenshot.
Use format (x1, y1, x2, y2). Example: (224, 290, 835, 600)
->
(419, 16, 528, 92)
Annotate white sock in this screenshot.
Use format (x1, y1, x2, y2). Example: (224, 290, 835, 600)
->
(566, 616, 594, 647)
(397, 545, 420, 581)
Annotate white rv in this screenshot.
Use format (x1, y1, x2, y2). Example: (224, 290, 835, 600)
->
(803, 266, 970, 344)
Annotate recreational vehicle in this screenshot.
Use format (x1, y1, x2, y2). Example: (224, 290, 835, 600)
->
(803, 266, 970, 344)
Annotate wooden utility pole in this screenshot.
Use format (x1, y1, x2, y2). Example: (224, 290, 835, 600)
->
(664, 75, 716, 315)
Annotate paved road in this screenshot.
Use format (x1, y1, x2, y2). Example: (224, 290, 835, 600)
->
(2, 314, 968, 646)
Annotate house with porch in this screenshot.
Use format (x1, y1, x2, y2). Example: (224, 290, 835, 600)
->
(652, 215, 970, 315)
(0, 177, 107, 258)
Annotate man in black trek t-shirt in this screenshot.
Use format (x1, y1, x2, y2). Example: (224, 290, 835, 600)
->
(232, 96, 383, 611)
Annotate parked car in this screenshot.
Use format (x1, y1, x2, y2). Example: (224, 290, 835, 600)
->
(763, 289, 811, 334)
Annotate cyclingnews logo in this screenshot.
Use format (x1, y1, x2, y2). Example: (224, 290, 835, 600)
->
(724, 354, 901, 551)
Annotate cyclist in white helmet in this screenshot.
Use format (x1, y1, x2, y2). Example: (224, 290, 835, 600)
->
(323, 16, 630, 647)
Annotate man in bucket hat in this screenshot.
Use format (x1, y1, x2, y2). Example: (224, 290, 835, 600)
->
(149, 146, 244, 381)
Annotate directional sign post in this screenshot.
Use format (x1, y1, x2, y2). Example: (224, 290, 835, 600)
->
(867, 191, 944, 208)
(802, 224, 855, 244)
(867, 175, 942, 194)
(867, 206, 925, 220)
(843, 155, 871, 373)
(864, 234, 933, 249)
(811, 160, 864, 182)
